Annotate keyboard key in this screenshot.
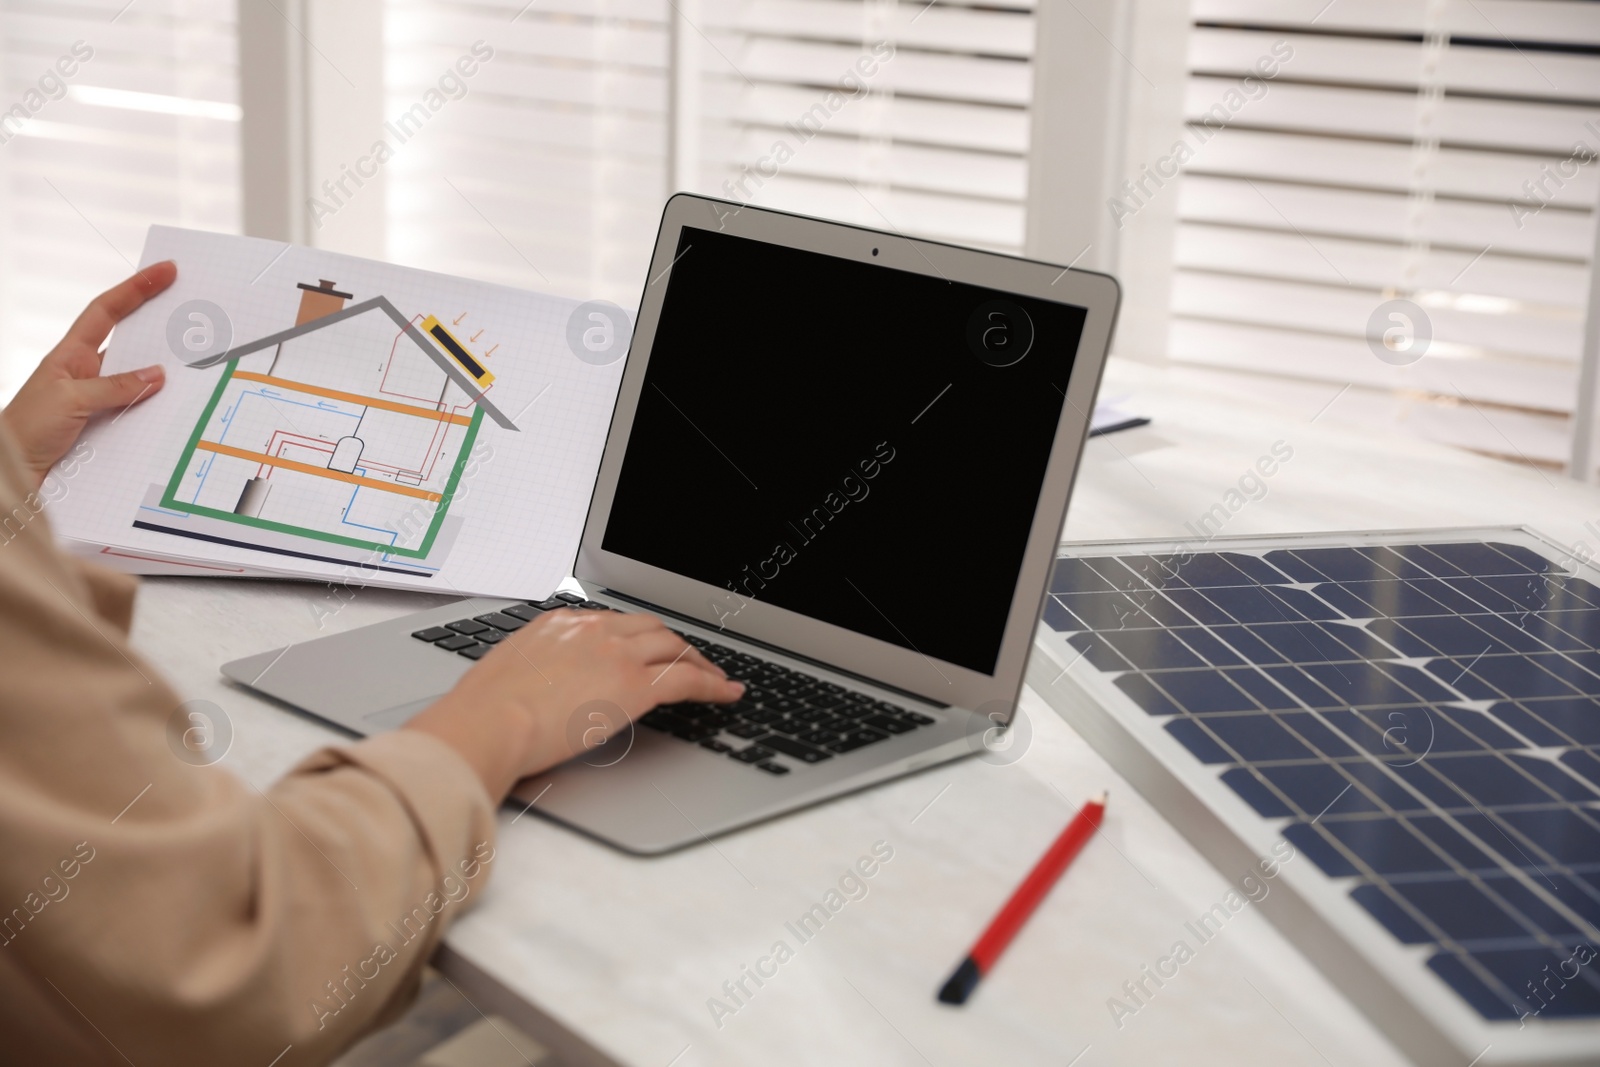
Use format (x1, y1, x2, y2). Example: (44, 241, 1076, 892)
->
(810, 694, 847, 710)
(532, 598, 569, 611)
(669, 724, 718, 743)
(435, 634, 480, 651)
(555, 592, 584, 603)
(902, 711, 936, 725)
(502, 603, 542, 622)
(798, 729, 841, 746)
(741, 708, 784, 725)
(700, 739, 733, 754)
(827, 729, 890, 753)
(766, 718, 807, 736)
(580, 600, 608, 610)
(726, 721, 766, 739)
(639, 710, 683, 732)
(683, 633, 710, 648)
(731, 745, 775, 764)
(864, 714, 917, 735)
(835, 703, 875, 720)
(767, 697, 805, 713)
(816, 682, 846, 694)
(477, 630, 505, 644)
(844, 691, 874, 704)
(475, 612, 525, 631)
(446, 619, 490, 635)
(458, 644, 491, 660)
(874, 700, 908, 716)
(412, 627, 454, 642)
(757, 761, 790, 775)
(758, 734, 832, 763)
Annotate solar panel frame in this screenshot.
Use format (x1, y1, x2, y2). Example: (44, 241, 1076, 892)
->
(1030, 526, 1600, 1067)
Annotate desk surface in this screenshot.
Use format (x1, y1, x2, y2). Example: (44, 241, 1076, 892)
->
(129, 360, 1600, 1067)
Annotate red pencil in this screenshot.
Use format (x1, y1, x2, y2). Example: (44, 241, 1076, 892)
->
(937, 791, 1107, 1005)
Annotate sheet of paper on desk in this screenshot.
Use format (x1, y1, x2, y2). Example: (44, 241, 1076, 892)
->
(49, 226, 625, 599)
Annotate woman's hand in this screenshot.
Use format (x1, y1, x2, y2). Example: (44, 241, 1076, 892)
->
(405, 608, 744, 801)
(2, 261, 177, 490)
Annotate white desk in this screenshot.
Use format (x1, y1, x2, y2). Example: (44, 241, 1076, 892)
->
(129, 359, 1600, 1067)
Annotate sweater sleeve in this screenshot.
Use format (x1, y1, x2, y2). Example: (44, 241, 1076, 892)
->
(0, 431, 498, 1067)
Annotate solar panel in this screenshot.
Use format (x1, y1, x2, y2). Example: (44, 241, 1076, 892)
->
(1030, 528, 1600, 1066)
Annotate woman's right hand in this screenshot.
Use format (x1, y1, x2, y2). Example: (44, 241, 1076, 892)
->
(405, 607, 743, 800)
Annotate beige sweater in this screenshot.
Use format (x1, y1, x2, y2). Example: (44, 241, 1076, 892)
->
(0, 427, 497, 1065)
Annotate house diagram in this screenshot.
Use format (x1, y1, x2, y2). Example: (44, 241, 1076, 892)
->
(137, 280, 517, 574)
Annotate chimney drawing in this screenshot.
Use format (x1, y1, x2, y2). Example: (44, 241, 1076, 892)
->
(295, 279, 353, 325)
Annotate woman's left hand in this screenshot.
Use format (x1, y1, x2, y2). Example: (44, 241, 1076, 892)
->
(2, 260, 177, 490)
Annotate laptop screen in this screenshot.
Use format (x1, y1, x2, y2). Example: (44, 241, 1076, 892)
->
(601, 225, 1089, 675)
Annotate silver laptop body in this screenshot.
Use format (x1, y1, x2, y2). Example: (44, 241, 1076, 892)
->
(223, 194, 1120, 853)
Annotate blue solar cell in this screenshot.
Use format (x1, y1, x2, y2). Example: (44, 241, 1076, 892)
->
(1329, 706, 1486, 757)
(1202, 586, 1306, 624)
(1283, 822, 1360, 877)
(1247, 622, 1369, 662)
(1050, 557, 1119, 595)
(1165, 718, 1232, 763)
(1560, 749, 1600, 789)
(1412, 578, 1503, 615)
(1171, 627, 1245, 667)
(1224, 553, 1295, 585)
(1141, 552, 1262, 587)
(1425, 951, 1522, 1020)
(1530, 654, 1600, 694)
(1389, 877, 1532, 943)
(1261, 664, 1340, 707)
(1323, 580, 1459, 619)
(1427, 755, 1570, 807)
(1338, 759, 1436, 814)
(1306, 661, 1453, 706)
(1380, 615, 1510, 657)
(1445, 655, 1588, 701)
(1480, 874, 1599, 938)
(1319, 817, 1482, 875)
(1352, 884, 1433, 943)
(1359, 545, 1437, 580)
(1196, 714, 1316, 762)
(1160, 588, 1235, 626)
(1466, 614, 1558, 653)
(1207, 626, 1287, 664)
(1042, 595, 1082, 633)
(1546, 610, 1600, 645)
(1426, 541, 1553, 576)
(1407, 815, 1502, 870)
(1391, 544, 1467, 577)
(1083, 556, 1144, 591)
(1495, 810, 1600, 866)
(1431, 706, 1530, 751)
(1224, 666, 1302, 709)
(1457, 944, 1600, 1019)
(1489, 701, 1587, 747)
(1221, 767, 1294, 817)
(1065, 632, 1133, 672)
(1100, 629, 1205, 670)
(1262, 549, 1331, 583)
(1113, 673, 1183, 717)
(1148, 669, 1262, 713)
(1443, 577, 1529, 614)
(1252, 762, 1381, 817)
(1053, 590, 1188, 630)
(1479, 574, 1600, 613)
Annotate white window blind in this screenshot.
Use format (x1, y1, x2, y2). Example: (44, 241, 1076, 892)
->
(0, 0, 240, 398)
(691, 0, 1035, 253)
(1170, 0, 1600, 472)
(384, 0, 671, 305)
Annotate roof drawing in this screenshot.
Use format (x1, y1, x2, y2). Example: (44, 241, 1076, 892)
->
(197, 292, 518, 431)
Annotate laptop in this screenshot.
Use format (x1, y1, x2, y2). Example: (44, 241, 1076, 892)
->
(222, 194, 1120, 854)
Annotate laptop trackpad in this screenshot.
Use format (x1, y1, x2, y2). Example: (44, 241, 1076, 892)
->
(364, 697, 439, 732)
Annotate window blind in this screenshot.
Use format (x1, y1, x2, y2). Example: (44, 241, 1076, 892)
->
(384, 0, 671, 305)
(1170, 0, 1600, 471)
(0, 0, 240, 398)
(691, 0, 1035, 253)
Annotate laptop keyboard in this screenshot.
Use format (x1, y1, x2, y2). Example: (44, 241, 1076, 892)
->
(410, 596, 935, 773)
